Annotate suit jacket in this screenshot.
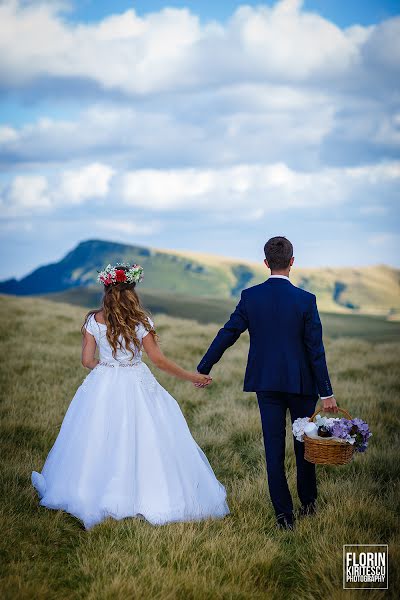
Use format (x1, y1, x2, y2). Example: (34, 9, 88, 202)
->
(197, 277, 333, 396)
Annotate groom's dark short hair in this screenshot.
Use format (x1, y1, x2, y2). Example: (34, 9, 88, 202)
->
(264, 236, 293, 269)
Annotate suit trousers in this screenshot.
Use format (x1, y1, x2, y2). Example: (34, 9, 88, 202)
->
(256, 391, 319, 518)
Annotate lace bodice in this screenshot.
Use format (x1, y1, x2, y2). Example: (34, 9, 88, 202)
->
(84, 313, 153, 364)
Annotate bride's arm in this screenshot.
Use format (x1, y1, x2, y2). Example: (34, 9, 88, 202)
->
(81, 330, 99, 369)
(142, 333, 212, 385)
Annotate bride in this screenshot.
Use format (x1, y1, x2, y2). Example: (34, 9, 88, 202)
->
(31, 262, 229, 529)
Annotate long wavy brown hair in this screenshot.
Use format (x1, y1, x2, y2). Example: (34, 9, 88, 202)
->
(81, 281, 156, 360)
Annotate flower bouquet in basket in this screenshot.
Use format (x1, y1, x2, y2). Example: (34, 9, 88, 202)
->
(292, 408, 372, 465)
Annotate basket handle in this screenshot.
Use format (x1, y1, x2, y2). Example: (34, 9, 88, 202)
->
(309, 407, 353, 422)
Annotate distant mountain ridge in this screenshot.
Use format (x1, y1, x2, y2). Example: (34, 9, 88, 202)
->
(1, 239, 399, 318)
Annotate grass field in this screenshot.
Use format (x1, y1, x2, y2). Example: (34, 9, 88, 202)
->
(1, 294, 399, 599)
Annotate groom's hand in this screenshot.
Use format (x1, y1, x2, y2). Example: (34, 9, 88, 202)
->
(193, 371, 212, 388)
(322, 395, 338, 413)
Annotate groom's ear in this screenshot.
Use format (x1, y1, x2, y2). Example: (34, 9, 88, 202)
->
(264, 259, 270, 269)
(290, 256, 295, 266)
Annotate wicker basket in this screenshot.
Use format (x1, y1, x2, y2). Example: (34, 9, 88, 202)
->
(304, 407, 354, 465)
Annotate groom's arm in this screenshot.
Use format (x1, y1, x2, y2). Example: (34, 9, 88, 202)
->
(303, 294, 334, 398)
(197, 291, 249, 375)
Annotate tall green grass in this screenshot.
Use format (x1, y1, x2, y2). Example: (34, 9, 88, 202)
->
(0, 294, 399, 599)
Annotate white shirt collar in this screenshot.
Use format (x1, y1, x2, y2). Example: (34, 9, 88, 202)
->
(268, 274, 292, 283)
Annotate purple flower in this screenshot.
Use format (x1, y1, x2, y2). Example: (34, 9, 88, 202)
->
(331, 418, 372, 452)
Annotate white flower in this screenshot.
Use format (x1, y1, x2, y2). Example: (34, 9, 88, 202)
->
(315, 414, 340, 428)
(292, 417, 310, 442)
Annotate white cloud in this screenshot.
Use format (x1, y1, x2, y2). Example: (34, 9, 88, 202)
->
(0, 1, 200, 94)
(94, 219, 161, 236)
(0, 0, 398, 97)
(344, 162, 400, 182)
(58, 163, 115, 204)
(0, 162, 115, 215)
(5, 175, 52, 215)
(0, 104, 203, 167)
(0, 126, 19, 143)
(229, 1, 358, 82)
(120, 168, 214, 209)
(118, 160, 400, 213)
(2, 160, 398, 218)
(361, 16, 400, 74)
(0, 1, 398, 174)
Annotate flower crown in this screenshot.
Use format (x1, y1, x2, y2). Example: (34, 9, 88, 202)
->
(97, 262, 144, 286)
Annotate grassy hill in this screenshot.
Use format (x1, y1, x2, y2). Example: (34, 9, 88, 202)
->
(43, 286, 400, 343)
(1, 294, 399, 598)
(43, 286, 237, 328)
(171, 248, 400, 318)
(1, 238, 399, 319)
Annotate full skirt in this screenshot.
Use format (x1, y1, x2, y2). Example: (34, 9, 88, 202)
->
(32, 362, 229, 529)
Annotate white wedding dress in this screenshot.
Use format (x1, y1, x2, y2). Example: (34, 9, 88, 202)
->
(31, 314, 229, 529)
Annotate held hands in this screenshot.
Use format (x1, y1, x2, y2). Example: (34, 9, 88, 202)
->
(322, 395, 338, 413)
(191, 371, 213, 388)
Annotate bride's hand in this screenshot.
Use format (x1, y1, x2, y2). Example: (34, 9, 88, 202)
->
(190, 372, 213, 387)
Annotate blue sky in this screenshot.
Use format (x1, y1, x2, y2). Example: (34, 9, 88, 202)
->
(0, 0, 399, 279)
(69, 1, 400, 27)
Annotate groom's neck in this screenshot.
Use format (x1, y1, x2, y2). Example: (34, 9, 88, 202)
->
(270, 270, 290, 277)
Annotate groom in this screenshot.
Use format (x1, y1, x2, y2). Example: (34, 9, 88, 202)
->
(197, 236, 338, 530)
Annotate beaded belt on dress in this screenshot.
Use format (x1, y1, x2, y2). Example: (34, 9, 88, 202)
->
(98, 360, 142, 367)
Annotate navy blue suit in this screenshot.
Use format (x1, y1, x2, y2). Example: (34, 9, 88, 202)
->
(197, 277, 333, 518)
